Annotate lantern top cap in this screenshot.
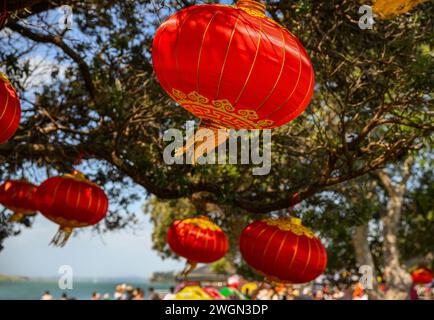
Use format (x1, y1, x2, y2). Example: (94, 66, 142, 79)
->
(236, 0, 266, 16)
(264, 217, 315, 238)
(182, 216, 221, 231)
(63, 170, 99, 187)
(290, 217, 302, 225)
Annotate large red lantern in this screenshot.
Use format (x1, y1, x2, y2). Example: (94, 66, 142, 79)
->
(240, 217, 327, 283)
(412, 267, 433, 284)
(0, 71, 21, 144)
(153, 0, 314, 158)
(0, 179, 38, 222)
(36, 171, 109, 246)
(167, 216, 229, 275)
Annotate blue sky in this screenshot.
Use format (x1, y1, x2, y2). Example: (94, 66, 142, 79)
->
(0, 4, 190, 279)
(0, 200, 184, 279)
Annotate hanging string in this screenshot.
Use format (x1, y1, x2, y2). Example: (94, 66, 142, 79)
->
(73, 149, 84, 166)
(0, 0, 7, 29)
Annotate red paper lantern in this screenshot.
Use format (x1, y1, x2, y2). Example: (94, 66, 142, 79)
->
(0, 71, 21, 144)
(240, 217, 327, 283)
(0, 179, 38, 222)
(153, 0, 314, 132)
(36, 171, 109, 246)
(412, 267, 433, 284)
(167, 216, 229, 274)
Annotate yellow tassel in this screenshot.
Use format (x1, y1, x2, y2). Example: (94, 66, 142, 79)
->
(50, 226, 73, 247)
(8, 212, 25, 223)
(175, 120, 230, 165)
(181, 261, 198, 278)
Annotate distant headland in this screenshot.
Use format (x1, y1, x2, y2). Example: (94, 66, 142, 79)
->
(0, 274, 28, 282)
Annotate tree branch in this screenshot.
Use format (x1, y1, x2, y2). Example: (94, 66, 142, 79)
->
(7, 21, 97, 100)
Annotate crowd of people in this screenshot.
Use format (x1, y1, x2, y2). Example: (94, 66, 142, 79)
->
(39, 272, 434, 300)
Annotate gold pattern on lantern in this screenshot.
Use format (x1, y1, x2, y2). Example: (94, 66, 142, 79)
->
(170, 89, 275, 129)
(0, 71, 11, 85)
(237, 0, 266, 18)
(45, 215, 90, 228)
(264, 217, 315, 238)
(63, 170, 100, 188)
(182, 217, 222, 231)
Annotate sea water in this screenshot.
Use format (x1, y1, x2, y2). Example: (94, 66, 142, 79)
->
(0, 280, 172, 300)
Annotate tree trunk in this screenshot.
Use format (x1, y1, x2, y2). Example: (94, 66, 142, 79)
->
(351, 223, 383, 299)
(377, 157, 414, 300)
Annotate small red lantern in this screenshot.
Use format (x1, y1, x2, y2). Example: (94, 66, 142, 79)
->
(167, 216, 229, 275)
(240, 217, 327, 283)
(412, 267, 433, 284)
(0, 179, 38, 222)
(153, 0, 314, 159)
(36, 171, 109, 246)
(0, 71, 21, 144)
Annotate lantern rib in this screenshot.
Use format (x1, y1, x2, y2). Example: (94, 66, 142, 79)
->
(314, 238, 323, 272)
(0, 95, 16, 142)
(86, 184, 94, 212)
(215, 14, 241, 99)
(270, 230, 289, 276)
(175, 11, 196, 85)
(211, 229, 218, 255)
(182, 223, 194, 253)
(0, 89, 9, 120)
(219, 231, 226, 258)
(249, 223, 267, 258)
(190, 226, 204, 261)
(260, 228, 280, 272)
(301, 237, 312, 276)
(233, 19, 264, 106)
(203, 228, 210, 257)
(153, 21, 175, 92)
(64, 181, 74, 220)
(286, 235, 300, 275)
(94, 188, 103, 222)
(196, 12, 220, 93)
(49, 179, 64, 214)
(263, 35, 302, 119)
(281, 66, 314, 123)
(255, 26, 286, 112)
(73, 183, 81, 217)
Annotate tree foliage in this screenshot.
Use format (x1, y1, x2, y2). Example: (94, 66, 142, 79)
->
(0, 0, 433, 262)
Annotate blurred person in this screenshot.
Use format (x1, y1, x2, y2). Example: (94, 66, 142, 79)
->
(256, 288, 269, 300)
(163, 287, 176, 300)
(132, 288, 145, 300)
(244, 288, 251, 299)
(114, 284, 126, 300)
(229, 293, 240, 300)
(314, 290, 324, 300)
(103, 293, 111, 300)
(286, 287, 295, 300)
(410, 283, 418, 300)
(352, 283, 368, 300)
(332, 286, 344, 300)
(41, 291, 53, 300)
(148, 287, 160, 300)
(422, 287, 433, 300)
(91, 292, 101, 300)
(60, 293, 68, 300)
(279, 288, 288, 300)
(125, 286, 134, 300)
